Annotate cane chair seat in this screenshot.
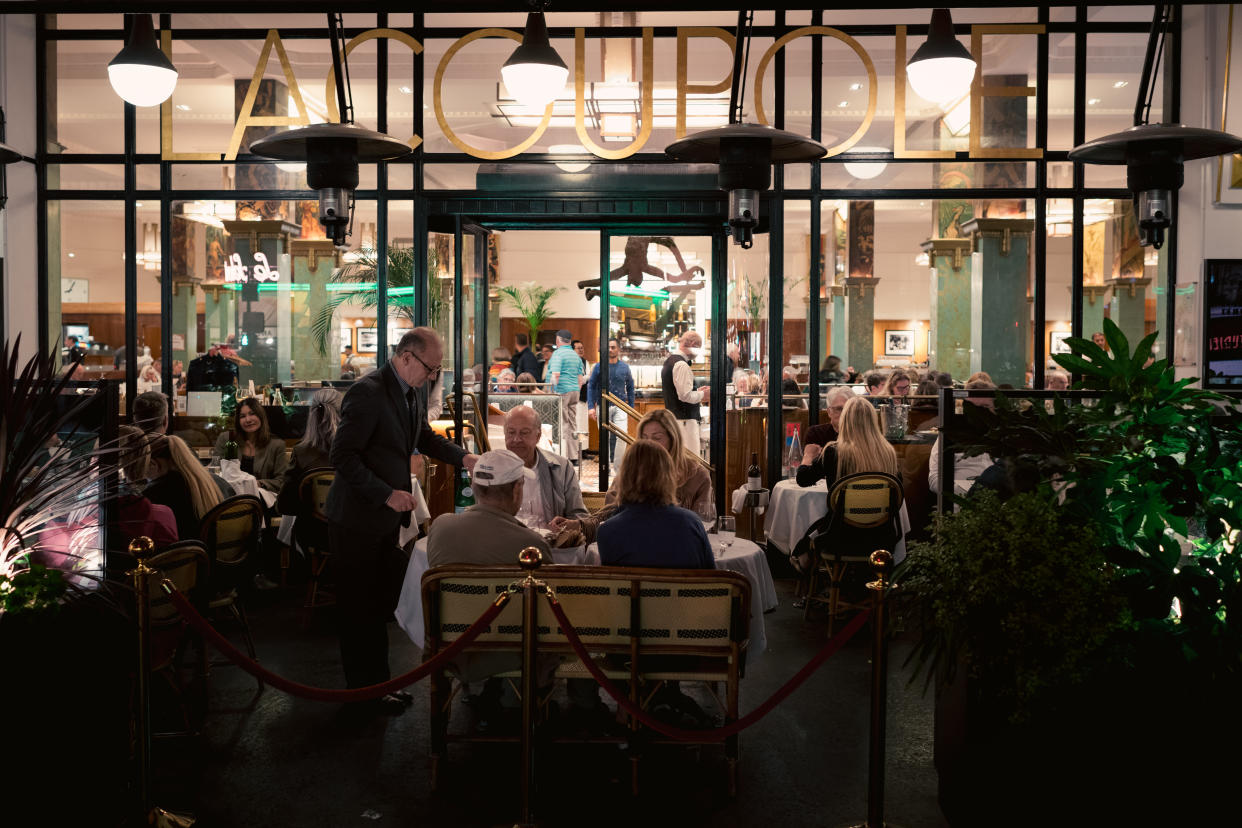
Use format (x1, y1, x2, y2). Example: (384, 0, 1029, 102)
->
(298, 468, 335, 626)
(198, 495, 264, 677)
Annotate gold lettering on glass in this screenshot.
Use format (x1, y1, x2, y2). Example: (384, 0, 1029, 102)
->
(969, 25, 1043, 159)
(753, 27, 877, 158)
(435, 28, 554, 160)
(161, 29, 222, 160)
(675, 27, 735, 139)
(224, 30, 312, 161)
(574, 27, 654, 160)
(326, 28, 424, 151)
(893, 26, 954, 159)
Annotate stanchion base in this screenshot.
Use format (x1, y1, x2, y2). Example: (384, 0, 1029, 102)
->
(837, 821, 906, 828)
(153, 807, 197, 827)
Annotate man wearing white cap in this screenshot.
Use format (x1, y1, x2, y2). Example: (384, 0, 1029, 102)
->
(427, 449, 551, 567)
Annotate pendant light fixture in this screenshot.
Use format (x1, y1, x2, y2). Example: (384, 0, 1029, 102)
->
(906, 8, 976, 105)
(500, 3, 569, 109)
(665, 11, 825, 248)
(250, 13, 411, 247)
(1069, 3, 1242, 249)
(107, 14, 179, 107)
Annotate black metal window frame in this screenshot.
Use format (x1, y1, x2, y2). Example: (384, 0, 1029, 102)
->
(37, 7, 1173, 485)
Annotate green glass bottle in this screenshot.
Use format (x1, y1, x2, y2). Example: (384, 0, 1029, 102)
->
(454, 465, 475, 513)
(222, 430, 239, 461)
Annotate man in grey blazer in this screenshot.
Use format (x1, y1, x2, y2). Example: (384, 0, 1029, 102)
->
(328, 328, 478, 717)
(502, 405, 588, 529)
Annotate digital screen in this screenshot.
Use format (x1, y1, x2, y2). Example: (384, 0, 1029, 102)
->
(1204, 260, 1242, 388)
(64, 323, 90, 341)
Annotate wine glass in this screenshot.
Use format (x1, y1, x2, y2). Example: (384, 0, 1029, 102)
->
(716, 516, 736, 555)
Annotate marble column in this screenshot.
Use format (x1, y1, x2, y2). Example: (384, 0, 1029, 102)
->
(962, 218, 1035, 386)
(290, 239, 341, 383)
(1081, 285, 1108, 343)
(922, 238, 972, 380)
(203, 285, 236, 352)
(830, 284, 847, 362)
(170, 281, 198, 370)
(1108, 276, 1151, 350)
(843, 277, 879, 371)
(222, 220, 300, 388)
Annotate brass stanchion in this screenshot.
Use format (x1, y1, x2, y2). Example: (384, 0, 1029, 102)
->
(129, 536, 156, 826)
(846, 549, 899, 828)
(515, 546, 545, 828)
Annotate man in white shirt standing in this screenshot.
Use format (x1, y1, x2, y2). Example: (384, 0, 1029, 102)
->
(661, 330, 710, 456)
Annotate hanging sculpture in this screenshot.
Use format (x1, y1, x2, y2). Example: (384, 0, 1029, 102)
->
(578, 236, 704, 299)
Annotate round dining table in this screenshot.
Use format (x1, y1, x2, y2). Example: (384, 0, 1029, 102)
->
(763, 478, 909, 563)
(394, 532, 776, 660)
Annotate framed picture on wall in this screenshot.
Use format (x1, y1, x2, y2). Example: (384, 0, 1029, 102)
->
(1203, 259, 1242, 387)
(884, 329, 915, 356)
(357, 327, 378, 353)
(339, 324, 353, 353)
(1050, 330, 1073, 355)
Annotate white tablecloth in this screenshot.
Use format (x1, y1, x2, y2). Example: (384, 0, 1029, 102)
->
(219, 459, 277, 508)
(764, 478, 909, 562)
(277, 476, 429, 548)
(395, 533, 773, 660)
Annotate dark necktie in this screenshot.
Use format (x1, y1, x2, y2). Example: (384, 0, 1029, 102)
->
(402, 387, 416, 529)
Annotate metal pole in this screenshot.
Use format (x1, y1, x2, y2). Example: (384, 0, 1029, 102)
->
(516, 545, 544, 828)
(850, 548, 896, 828)
(128, 535, 156, 825)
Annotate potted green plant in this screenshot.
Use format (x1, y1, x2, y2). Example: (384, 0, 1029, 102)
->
(497, 282, 563, 343)
(899, 318, 1242, 825)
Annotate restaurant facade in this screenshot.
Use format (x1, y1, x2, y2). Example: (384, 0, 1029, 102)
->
(1, 3, 1239, 508)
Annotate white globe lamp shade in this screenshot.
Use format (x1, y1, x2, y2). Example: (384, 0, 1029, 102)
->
(107, 14, 178, 107)
(501, 62, 568, 109)
(907, 9, 977, 106)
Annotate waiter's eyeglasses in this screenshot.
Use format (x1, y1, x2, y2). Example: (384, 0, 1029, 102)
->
(404, 349, 441, 378)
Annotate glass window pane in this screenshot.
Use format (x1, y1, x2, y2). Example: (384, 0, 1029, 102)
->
(53, 200, 126, 377)
(52, 39, 124, 154)
(47, 165, 124, 190)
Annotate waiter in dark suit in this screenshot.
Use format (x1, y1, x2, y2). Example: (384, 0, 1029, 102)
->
(328, 327, 478, 717)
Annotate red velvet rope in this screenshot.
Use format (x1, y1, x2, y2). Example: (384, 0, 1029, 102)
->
(162, 581, 510, 704)
(544, 595, 871, 742)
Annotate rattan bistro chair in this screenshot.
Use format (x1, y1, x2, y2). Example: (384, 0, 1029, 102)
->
(198, 494, 264, 669)
(802, 472, 904, 633)
(145, 540, 210, 733)
(296, 468, 335, 626)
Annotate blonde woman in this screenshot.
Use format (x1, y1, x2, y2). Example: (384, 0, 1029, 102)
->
(596, 439, 713, 569)
(791, 395, 898, 571)
(144, 434, 234, 539)
(550, 407, 714, 544)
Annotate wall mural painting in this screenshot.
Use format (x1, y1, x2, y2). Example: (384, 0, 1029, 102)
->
(1113, 207, 1145, 281)
(1083, 221, 1106, 284)
(234, 77, 289, 223)
(578, 236, 704, 300)
(296, 201, 327, 240)
(205, 224, 227, 282)
(847, 202, 874, 279)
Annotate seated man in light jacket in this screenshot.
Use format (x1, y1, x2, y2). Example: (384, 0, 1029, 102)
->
(502, 405, 589, 530)
(427, 448, 551, 568)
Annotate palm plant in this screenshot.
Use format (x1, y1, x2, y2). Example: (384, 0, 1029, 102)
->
(310, 244, 444, 356)
(497, 282, 563, 341)
(0, 337, 118, 616)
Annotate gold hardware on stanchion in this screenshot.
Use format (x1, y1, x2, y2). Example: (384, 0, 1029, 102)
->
(516, 545, 544, 828)
(844, 549, 899, 828)
(127, 536, 156, 826)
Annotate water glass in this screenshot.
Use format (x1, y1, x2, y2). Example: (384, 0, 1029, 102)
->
(716, 516, 736, 556)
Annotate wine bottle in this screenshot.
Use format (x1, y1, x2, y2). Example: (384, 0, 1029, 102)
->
(454, 465, 475, 514)
(747, 451, 762, 491)
(223, 430, 239, 461)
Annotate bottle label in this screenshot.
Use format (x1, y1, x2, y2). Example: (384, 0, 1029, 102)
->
(461, 486, 473, 499)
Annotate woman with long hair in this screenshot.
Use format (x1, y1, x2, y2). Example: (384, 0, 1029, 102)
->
(144, 434, 234, 539)
(276, 388, 341, 515)
(791, 395, 898, 571)
(595, 439, 713, 569)
(213, 396, 289, 491)
(113, 425, 178, 549)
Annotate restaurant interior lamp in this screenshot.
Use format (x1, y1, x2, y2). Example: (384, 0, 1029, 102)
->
(1068, 3, 1242, 249)
(843, 147, 889, 180)
(500, 8, 568, 109)
(906, 8, 976, 105)
(666, 123, 825, 248)
(107, 14, 178, 107)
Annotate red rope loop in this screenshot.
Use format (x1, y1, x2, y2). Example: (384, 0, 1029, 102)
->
(543, 594, 871, 742)
(162, 581, 510, 703)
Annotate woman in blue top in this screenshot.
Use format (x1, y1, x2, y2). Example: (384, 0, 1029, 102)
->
(596, 439, 714, 570)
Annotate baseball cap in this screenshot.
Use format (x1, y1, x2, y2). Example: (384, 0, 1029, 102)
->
(556, 329, 572, 342)
(471, 449, 536, 486)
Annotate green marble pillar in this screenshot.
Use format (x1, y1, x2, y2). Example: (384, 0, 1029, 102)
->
(843, 277, 879, 371)
(1153, 253, 1168, 360)
(171, 281, 198, 369)
(830, 285, 847, 361)
(962, 218, 1035, 387)
(203, 286, 236, 352)
(290, 239, 340, 383)
(922, 238, 972, 380)
(1108, 277, 1151, 349)
(1081, 285, 1108, 344)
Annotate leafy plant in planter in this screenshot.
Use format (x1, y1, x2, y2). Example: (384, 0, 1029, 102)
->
(899, 318, 1242, 823)
(310, 244, 446, 356)
(497, 282, 562, 342)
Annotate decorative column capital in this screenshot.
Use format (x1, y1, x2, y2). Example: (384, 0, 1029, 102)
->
(921, 238, 972, 271)
(960, 218, 1036, 256)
